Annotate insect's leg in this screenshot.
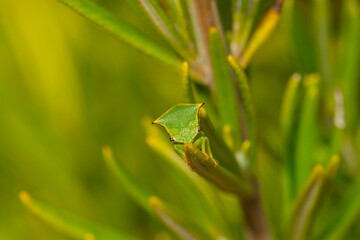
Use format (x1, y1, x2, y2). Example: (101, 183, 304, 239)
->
(174, 144, 193, 171)
(173, 144, 185, 160)
(193, 137, 207, 156)
(199, 137, 218, 167)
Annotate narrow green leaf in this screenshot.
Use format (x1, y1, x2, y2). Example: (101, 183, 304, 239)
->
(341, 0, 360, 130)
(280, 73, 302, 200)
(57, 0, 182, 69)
(122, 0, 146, 16)
(102, 146, 152, 214)
(240, 6, 281, 67)
(149, 196, 214, 240)
(317, 177, 360, 240)
(137, 0, 194, 59)
(312, 0, 332, 82)
(283, 0, 317, 73)
(231, 0, 247, 57)
(316, 155, 340, 208)
(184, 143, 253, 197)
(209, 27, 241, 147)
(238, 0, 260, 52)
(280, 73, 302, 147)
(257, 147, 284, 240)
(228, 55, 257, 161)
(289, 165, 324, 240)
(295, 74, 320, 191)
(137, 0, 175, 43)
(19, 192, 137, 240)
(304, 155, 341, 238)
(162, 0, 190, 44)
(181, 62, 195, 103)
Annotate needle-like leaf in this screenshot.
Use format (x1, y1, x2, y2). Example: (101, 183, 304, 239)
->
(312, 0, 332, 82)
(228, 55, 257, 161)
(19, 192, 137, 240)
(340, 0, 360, 129)
(289, 165, 324, 240)
(181, 62, 195, 103)
(149, 196, 214, 240)
(238, 0, 260, 53)
(162, 0, 190, 44)
(137, 0, 194, 59)
(280, 73, 302, 148)
(240, 5, 282, 67)
(102, 146, 152, 213)
(231, 0, 247, 57)
(57, 0, 182, 70)
(257, 148, 284, 240)
(315, 155, 340, 208)
(280, 73, 302, 200)
(318, 177, 360, 240)
(295, 74, 320, 191)
(209, 27, 241, 147)
(283, 0, 317, 73)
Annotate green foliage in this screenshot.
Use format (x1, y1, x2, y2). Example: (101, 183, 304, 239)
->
(19, 192, 137, 240)
(4, 0, 358, 239)
(58, 0, 182, 69)
(209, 27, 241, 147)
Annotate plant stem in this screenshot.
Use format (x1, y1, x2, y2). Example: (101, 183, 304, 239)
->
(241, 180, 271, 240)
(190, 0, 225, 87)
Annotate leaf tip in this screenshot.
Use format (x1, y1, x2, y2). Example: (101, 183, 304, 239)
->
(102, 146, 116, 168)
(313, 164, 325, 176)
(209, 26, 219, 36)
(309, 87, 319, 98)
(84, 233, 96, 240)
(241, 140, 251, 154)
(149, 196, 162, 209)
(292, 73, 302, 82)
(227, 54, 236, 64)
(19, 191, 31, 204)
(304, 74, 320, 87)
(327, 155, 341, 178)
(102, 146, 113, 159)
(227, 54, 234, 61)
(181, 61, 189, 71)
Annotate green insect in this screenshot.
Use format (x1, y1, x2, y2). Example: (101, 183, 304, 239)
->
(152, 103, 218, 167)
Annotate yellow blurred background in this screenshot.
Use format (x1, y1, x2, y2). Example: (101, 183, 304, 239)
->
(0, 0, 184, 239)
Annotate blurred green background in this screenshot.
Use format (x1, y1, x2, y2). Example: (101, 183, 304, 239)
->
(0, 0, 295, 239)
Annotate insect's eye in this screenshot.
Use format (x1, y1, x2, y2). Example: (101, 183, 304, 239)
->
(170, 137, 175, 142)
(197, 126, 202, 132)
